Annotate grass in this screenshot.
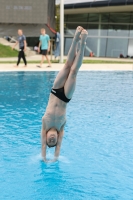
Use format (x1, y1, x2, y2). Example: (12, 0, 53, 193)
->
(0, 43, 133, 64)
(0, 43, 18, 57)
(0, 60, 133, 64)
(82, 60, 133, 64)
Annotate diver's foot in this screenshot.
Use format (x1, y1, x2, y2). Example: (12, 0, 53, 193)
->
(73, 26, 83, 42)
(80, 29, 88, 44)
(23, 65, 27, 67)
(14, 65, 18, 68)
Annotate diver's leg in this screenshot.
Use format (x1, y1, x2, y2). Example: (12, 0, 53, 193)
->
(64, 29, 88, 99)
(52, 26, 83, 89)
(65, 26, 83, 67)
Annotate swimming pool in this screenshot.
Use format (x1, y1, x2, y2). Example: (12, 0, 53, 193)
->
(0, 71, 133, 200)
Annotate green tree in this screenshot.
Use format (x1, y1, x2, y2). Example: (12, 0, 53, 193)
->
(55, 5, 66, 32)
(55, 5, 60, 32)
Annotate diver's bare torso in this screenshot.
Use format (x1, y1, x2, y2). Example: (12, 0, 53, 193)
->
(42, 93, 67, 132)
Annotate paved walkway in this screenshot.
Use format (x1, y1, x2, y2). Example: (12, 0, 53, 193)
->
(0, 55, 133, 71)
(0, 63, 133, 72)
(0, 55, 133, 62)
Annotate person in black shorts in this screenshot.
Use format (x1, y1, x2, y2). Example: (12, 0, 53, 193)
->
(12, 29, 27, 67)
(38, 28, 51, 67)
(41, 27, 88, 163)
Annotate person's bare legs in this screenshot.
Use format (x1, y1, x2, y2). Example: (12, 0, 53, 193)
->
(64, 29, 88, 99)
(40, 55, 45, 67)
(45, 55, 51, 67)
(53, 26, 83, 89)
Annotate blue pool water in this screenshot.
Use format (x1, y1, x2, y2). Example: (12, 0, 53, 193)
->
(0, 71, 133, 200)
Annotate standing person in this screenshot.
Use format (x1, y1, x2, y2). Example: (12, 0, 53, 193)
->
(38, 28, 51, 68)
(12, 29, 27, 67)
(54, 32, 60, 60)
(41, 27, 88, 163)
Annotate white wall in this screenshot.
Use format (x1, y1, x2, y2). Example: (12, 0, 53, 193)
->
(56, 0, 108, 5)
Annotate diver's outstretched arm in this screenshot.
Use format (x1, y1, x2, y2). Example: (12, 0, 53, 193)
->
(54, 129, 64, 159)
(45, 129, 64, 163)
(41, 128, 47, 161)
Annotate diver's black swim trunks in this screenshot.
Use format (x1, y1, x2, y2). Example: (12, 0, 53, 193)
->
(51, 87, 71, 103)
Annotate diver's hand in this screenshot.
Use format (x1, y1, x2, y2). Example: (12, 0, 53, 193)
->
(44, 157, 58, 163)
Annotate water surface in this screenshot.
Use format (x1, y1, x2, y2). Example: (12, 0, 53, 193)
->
(0, 71, 133, 200)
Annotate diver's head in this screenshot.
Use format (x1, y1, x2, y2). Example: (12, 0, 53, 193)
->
(46, 128, 58, 148)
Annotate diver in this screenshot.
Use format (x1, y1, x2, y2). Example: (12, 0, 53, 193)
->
(41, 27, 88, 163)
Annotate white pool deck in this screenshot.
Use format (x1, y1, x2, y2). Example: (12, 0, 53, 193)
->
(0, 55, 133, 71)
(0, 64, 133, 72)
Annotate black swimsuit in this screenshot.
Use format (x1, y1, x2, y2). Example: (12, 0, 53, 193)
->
(51, 87, 71, 103)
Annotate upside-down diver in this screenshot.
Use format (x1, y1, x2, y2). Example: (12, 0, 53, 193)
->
(41, 27, 88, 163)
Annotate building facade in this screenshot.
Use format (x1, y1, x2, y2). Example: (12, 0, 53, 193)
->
(0, 0, 55, 37)
(63, 0, 133, 57)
